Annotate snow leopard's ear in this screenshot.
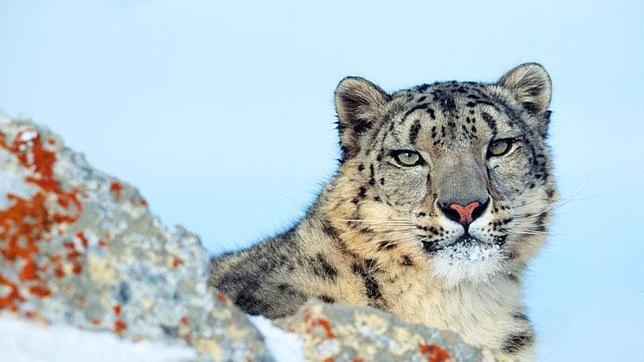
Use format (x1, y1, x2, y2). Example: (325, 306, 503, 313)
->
(335, 77, 391, 160)
(498, 63, 551, 115)
(498, 63, 552, 137)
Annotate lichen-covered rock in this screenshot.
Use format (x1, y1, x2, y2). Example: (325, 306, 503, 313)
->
(0, 114, 271, 361)
(276, 301, 489, 362)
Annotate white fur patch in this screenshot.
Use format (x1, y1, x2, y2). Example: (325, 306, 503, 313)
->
(430, 241, 504, 287)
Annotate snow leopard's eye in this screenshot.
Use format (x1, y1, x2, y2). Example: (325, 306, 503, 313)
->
(487, 138, 514, 157)
(391, 150, 424, 167)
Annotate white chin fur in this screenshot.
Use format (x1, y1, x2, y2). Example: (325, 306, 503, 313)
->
(430, 242, 505, 287)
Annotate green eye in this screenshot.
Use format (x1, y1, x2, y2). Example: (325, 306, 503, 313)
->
(487, 138, 514, 157)
(392, 150, 424, 167)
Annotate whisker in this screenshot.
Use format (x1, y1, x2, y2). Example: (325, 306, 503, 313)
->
(350, 231, 419, 248)
(512, 179, 589, 217)
(507, 230, 559, 236)
(334, 218, 413, 225)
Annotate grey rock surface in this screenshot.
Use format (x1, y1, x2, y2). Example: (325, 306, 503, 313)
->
(0, 114, 491, 362)
(0, 114, 271, 361)
(276, 301, 488, 362)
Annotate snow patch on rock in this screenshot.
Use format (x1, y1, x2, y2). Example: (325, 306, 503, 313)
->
(0, 315, 197, 362)
(250, 315, 306, 362)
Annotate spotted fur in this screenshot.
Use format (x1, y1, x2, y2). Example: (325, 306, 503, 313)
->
(210, 63, 558, 360)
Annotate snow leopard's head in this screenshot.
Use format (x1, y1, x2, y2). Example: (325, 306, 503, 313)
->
(325, 63, 558, 285)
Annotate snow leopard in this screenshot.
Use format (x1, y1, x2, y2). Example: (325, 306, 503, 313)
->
(210, 63, 558, 360)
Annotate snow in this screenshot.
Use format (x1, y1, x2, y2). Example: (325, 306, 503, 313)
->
(0, 314, 307, 362)
(249, 315, 306, 362)
(18, 129, 38, 142)
(0, 315, 197, 362)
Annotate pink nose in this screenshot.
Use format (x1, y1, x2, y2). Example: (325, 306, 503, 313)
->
(448, 201, 481, 225)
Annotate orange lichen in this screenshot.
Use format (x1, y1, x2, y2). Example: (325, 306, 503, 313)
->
(114, 319, 127, 334)
(10, 130, 82, 214)
(0, 274, 23, 310)
(109, 181, 123, 200)
(91, 318, 102, 326)
(323, 358, 334, 362)
(112, 303, 126, 333)
(216, 291, 227, 303)
(54, 266, 65, 279)
(303, 309, 337, 339)
(1, 193, 48, 261)
(0, 130, 82, 312)
(418, 342, 451, 362)
(171, 256, 183, 268)
(19, 260, 39, 280)
(180, 315, 189, 326)
(28, 285, 51, 298)
(313, 318, 336, 339)
(76, 231, 89, 248)
(64, 242, 83, 260)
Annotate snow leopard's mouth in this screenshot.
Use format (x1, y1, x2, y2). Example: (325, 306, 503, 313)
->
(422, 234, 499, 254)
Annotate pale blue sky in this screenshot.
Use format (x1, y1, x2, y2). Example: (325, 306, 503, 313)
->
(1, 1, 643, 360)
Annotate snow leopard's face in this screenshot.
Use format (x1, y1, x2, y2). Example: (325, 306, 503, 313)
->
(330, 63, 558, 285)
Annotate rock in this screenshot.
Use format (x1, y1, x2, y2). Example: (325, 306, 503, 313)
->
(0, 114, 271, 361)
(276, 301, 488, 362)
(0, 114, 490, 362)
